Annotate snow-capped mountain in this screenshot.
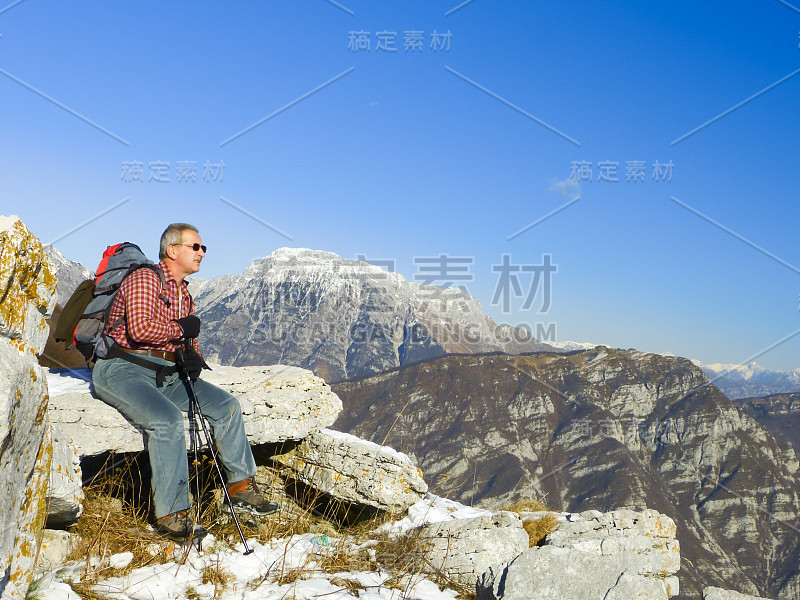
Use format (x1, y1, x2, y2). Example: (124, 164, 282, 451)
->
(192, 247, 557, 381)
(547, 340, 601, 352)
(693, 360, 800, 399)
(45, 243, 797, 395)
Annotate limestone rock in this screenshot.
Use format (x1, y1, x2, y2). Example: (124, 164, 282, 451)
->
(0, 216, 57, 356)
(477, 546, 671, 600)
(415, 511, 529, 587)
(275, 429, 427, 513)
(545, 508, 681, 578)
(46, 430, 83, 528)
(46, 364, 343, 457)
(34, 530, 80, 575)
(0, 343, 53, 600)
(1, 217, 57, 600)
(202, 365, 343, 443)
(703, 588, 770, 600)
(476, 508, 679, 600)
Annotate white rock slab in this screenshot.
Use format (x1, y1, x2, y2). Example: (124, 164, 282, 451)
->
(545, 508, 681, 578)
(46, 364, 343, 458)
(478, 545, 672, 600)
(416, 511, 529, 587)
(47, 430, 84, 528)
(275, 429, 428, 514)
(0, 342, 52, 600)
(477, 508, 681, 600)
(34, 530, 80, 575)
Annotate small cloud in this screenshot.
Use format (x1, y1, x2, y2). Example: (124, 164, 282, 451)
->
(369, 101, 379, 108)
(548, 177, 580, 201)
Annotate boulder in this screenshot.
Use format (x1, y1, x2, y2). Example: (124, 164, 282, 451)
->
(415, 511, 529, 587)
(0, 215, 57, 356)
(0, 216, 57, 600)
(46, 431, 83, 528)
(545, 508, 680, 578)
(477, 508, 680, 600)
(478, 546, 672, 600)
(34, 530, 80, 575)
(46, 364, 343, 458)
(703, 588, 770, 600)
(274, 429, 428, 514)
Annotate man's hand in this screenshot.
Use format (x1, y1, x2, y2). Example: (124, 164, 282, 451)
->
(176, 346, 207, 381)
(174, 316, 201, 339)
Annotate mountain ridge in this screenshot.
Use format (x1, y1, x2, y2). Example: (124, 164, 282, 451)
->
(45, 243, 798, 392)
(331, 347, 800, 599)
(191, 247, 557, 381)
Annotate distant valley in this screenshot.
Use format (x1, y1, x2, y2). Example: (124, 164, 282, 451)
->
(332, 348, 800, 599)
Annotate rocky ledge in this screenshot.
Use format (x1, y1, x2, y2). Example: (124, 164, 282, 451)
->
(47, 364, 343, 457)
(477, 508, 680, 600)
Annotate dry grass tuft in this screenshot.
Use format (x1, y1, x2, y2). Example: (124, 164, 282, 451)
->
(274, 568, 305, 586)
(201, 562, 234, 598)
(499, 496, 560, 547)
(522, 513, 560, 547)
(329, 576, 366, 595)
(185, 587, 201, 600)
(66, 486, 170, 584)
(66, 582, 108, 600)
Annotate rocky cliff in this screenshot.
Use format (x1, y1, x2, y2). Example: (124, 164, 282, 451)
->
(192, 247, 555, 382)
(0, 216, 57, 600)
(332, 348, 800, 599)
(732, 393, 800, 456)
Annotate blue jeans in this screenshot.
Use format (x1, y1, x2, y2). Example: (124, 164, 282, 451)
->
(92, 356, 257, 519)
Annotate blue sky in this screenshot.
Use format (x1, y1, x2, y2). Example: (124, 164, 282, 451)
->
(2, 1, 799, 370)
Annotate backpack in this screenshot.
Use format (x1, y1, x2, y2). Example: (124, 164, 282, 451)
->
(55, 242, 169, 362)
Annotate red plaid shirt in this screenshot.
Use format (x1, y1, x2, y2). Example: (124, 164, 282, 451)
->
(105, 261, 199, 354)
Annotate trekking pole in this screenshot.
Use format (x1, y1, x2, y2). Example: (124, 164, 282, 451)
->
(187, 386, 202, 539)
(177, 341, 254, 556)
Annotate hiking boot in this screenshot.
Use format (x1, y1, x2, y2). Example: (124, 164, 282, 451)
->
(227, 477, 279, 515)
(155, 510, 207, 542)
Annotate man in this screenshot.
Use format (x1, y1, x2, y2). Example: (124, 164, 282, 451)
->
(92, 223, 277, 541)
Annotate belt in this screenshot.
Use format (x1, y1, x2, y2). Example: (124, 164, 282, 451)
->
(121, 348, 176, 362)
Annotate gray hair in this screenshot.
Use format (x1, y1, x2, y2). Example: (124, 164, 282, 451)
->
(159, 223, 199, 260)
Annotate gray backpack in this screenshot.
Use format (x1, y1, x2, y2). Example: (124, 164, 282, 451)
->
(55, 242, 168, 362)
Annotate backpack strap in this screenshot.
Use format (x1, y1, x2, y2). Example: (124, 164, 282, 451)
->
(148, 264, 171, 308)
(95, 264, 172, 363)
(105, 339, 178, 386)
(97, 263, 170, 305)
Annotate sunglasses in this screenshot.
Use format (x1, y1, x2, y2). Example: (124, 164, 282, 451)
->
(179, 243, 207, 252)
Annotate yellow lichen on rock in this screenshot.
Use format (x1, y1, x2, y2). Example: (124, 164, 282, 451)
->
(4, 424, 52, 600)
(1, 216, 57, 600)
(0, 216, 57, 356)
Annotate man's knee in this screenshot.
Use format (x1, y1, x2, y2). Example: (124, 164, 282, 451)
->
(196, 382, 242, 416)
